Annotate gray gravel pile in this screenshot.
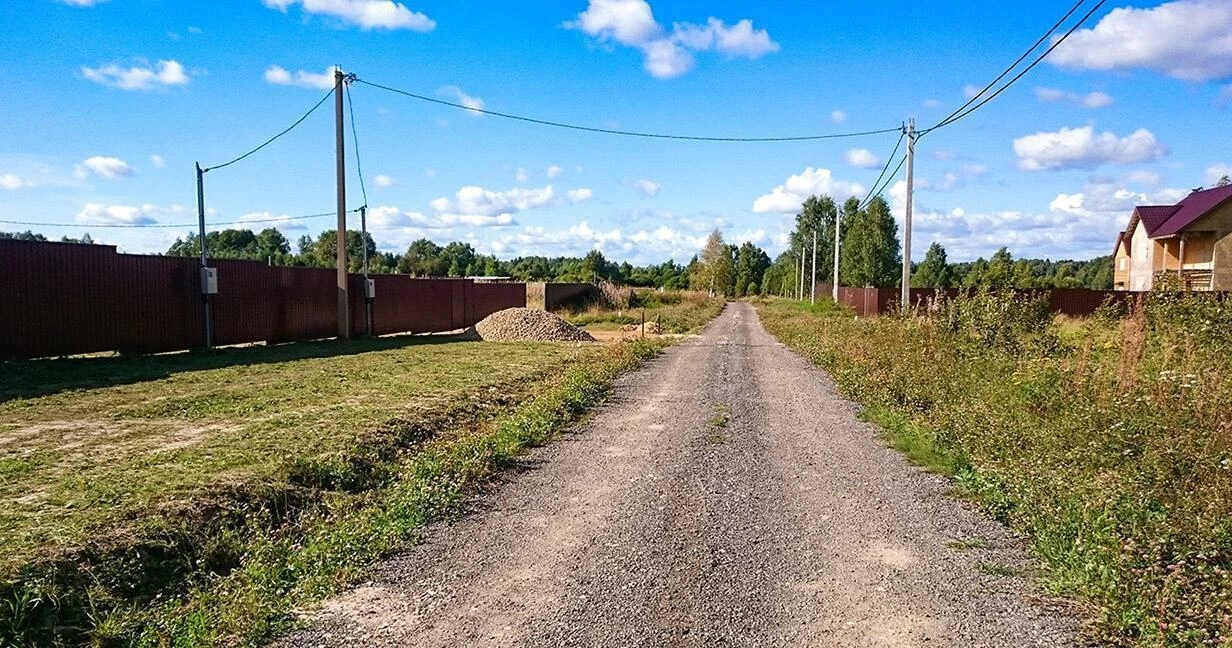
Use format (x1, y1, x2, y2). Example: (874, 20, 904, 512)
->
(472, 307, 596, 342)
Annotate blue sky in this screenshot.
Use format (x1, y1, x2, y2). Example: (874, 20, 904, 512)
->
(1, 0, 1230, 264)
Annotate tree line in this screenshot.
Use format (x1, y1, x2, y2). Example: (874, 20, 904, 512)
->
(164, 228, 691, 288)
(688, 192, 1112, 297)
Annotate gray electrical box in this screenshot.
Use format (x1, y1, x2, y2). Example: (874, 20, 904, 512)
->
(200, 267, 219, 295)
(364, 278, 376, 299)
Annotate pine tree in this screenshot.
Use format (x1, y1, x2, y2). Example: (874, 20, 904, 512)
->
(912, 242, 951, 288)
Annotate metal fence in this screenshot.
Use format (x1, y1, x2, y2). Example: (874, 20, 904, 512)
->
(0, 239, 525, 358)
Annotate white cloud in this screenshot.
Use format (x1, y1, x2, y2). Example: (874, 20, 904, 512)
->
(1049, 182, 1188, 218)
(546, 165, 564, 178)
(62, 0, 106, 6)
(430, 185, 556, 218)
(82, 60, 189, 90)
(1048, 0, 1232, 82)
(1033, 87, 1114, 108)
(1206, 164, 1232, 185)
(1013, 126, 1167, 171)
(486, 220, 707, 262)
(76, 203, 158, 226)
(235, 211, 309, 231)
(264, 65, 336, 90)
(437, 213, 516, 227)
(844, 148, 879, 169)
(373, 174, 395, 187)
(830, 110, 847, 124)
(567, 188, 595, 202)
(564, 0, 777, 79)
(633, 178, 661, 197)
(78, 156, 134, 179)
(963, 84, 981, 99)
(515, 168, 529, 182)
(439, 86, 484, 115)
(752, 167, 864, 214)
(263, 0, 435, 31)
(922, 99, 941, 109)
(0, 174, 29, 190)
(149, 154, 165, 169)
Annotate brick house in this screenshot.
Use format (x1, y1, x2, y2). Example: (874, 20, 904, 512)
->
(1113, 184, 1232, 291)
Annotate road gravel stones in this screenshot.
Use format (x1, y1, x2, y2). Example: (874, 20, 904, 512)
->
(279, 302, 1082, 648)
(473, 307, 596, 342)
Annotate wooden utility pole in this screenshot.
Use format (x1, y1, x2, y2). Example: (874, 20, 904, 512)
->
(810, 229, 817, 304)
(901, 119, 916, 311)
(832, 207, 841, 301)
(335, 67, 350, 339)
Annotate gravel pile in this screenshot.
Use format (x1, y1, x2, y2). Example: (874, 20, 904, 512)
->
(473, 307, 596, 342)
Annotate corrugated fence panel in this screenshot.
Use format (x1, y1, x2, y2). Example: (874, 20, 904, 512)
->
(543, 283, 597, 311)
(472, 283, 526, 322)
(210, 260, 337, 346)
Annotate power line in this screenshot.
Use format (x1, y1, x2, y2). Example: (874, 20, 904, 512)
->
(927, 0, 1087, 133)
(925, 0, 1107, 134)
(1, 209, 356, 230)
(857, 129, 905, 210)
(354, 77, 901, 142)
(860, 154, 907, 210)
(344, 80, 368, 208)
(202, 86, 335, 172)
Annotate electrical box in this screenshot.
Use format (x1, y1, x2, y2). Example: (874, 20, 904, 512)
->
(364, 278, 376, 299)
(200, 267, 218, 295)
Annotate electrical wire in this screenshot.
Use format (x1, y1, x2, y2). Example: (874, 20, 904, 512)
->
(924, 0, 1108, 134)
(344, 80, 368, 208)
(927, 0, 1087, 134)
(1, 209, 357, 230)
(202, 86, 335, 172)
(857, 153, 908, 211)
(354, 77, 901, 142)
(857, 129, 905, 210)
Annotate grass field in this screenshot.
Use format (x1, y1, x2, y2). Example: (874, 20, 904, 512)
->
(756, 294, 1232, 647)
(0, 328, 682, 645)
(561, 289, 725, 334)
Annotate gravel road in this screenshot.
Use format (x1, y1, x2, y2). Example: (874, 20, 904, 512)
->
(279, 302, 1079, 647)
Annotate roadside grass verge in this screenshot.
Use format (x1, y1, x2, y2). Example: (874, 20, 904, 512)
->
(0, 334, 670, 645)
(756, 294, 1232, 647)
(561, 289, 724, 334)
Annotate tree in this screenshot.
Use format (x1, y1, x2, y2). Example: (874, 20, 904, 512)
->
(840, 196, 901, 287)
(912, 242, 951, 288)
(734, 241, 771, 296)
(301, 229, 379, 272)
(399, 238, 446, 276)
(0, 230, 48, 242)
(691, 230, 735, 296)
(1218, 175, 1231, 187)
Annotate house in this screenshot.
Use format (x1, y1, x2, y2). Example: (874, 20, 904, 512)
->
(1113, 184, 1232, 291)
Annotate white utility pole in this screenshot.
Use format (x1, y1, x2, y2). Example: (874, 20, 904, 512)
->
(335, 67, 350, 339)
(832, 208, 841, 301)
(798, 249, 805, 300)
(901, 118, 916, 311)
(810, 229, 817, 304)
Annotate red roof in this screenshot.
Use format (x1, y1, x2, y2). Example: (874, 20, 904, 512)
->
(1135, 205, 1180, 235)
(1152, 184, 1232, 237)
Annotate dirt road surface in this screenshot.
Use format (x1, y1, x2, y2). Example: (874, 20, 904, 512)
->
(280, 302, 1078, 647)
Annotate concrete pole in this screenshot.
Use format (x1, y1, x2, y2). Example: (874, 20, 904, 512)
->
(195, 162, 213, 350)
(832, 208, 841, 301)
(810, 229, 817, 305)
(335, 67, 350, 339)
(901, 118, 916, 311)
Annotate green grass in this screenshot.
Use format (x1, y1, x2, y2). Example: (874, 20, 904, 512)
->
(946, 536, 990, 552)
(708, 403, 731, 444)
(0, 333, 680, 645)
(561, 289, 725, 334)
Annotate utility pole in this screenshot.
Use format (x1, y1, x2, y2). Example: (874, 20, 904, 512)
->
(334, 67, 350, 339)
(798, 248, 805, 300)
(195, 162, 213, 350)
(832, 207, 841, 302)
(810, 229, 817, 305)
(360, 205, 373, 337)
(901, 118, 916, 311)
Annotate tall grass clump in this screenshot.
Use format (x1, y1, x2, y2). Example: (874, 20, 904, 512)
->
(757, 291, 1232, 647)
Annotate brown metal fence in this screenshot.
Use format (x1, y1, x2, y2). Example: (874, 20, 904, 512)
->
(814, 282, 1134, 318)
(0, 239, 525, 359)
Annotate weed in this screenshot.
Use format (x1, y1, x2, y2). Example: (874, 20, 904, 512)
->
(946, 536, 990, 552)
